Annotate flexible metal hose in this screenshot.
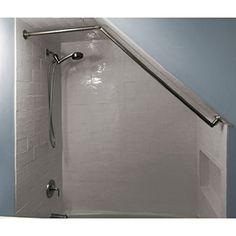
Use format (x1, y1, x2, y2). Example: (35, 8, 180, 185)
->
(47, 62, 57, 148)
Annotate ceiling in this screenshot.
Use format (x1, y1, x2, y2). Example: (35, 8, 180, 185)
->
(21, 18, 97, 31)
(20, 18, 107, 42)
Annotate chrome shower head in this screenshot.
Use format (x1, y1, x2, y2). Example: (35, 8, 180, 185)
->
(55, 51, 83, 64)
(46, 49, 84, 64)
(71, 52, 83, 60)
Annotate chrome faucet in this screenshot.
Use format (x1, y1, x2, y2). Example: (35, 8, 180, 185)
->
(46, 180, 60, 198)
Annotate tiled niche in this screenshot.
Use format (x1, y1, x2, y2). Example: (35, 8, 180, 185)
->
(197, 119, 227, 217)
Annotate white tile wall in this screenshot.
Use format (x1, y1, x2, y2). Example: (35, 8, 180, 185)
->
(15, 18, 228, 218)
(16, 19, 62, 217)
(61, 35, 198, 217)
(197, 119, 227, 217)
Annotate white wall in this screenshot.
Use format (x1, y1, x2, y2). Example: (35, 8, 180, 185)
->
(197, 119, 227, 217)
(61, 31, 198, 217)
(16, 19, 62, 217)
(14, 18, 229, 218)
(107, 18, 234, 217)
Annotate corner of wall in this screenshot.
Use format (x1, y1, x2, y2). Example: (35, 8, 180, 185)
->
(227, 126, 236, 217)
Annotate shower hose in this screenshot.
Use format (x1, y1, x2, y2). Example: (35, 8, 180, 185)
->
(47, 61, 57, 148)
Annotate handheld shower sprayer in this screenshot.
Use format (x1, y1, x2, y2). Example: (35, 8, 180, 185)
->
(46, 48, 84, 148)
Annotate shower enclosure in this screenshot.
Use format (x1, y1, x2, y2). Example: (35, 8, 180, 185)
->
(15, 18, 228, 218)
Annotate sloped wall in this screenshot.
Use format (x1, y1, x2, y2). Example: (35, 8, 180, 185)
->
(108, 18, 236, 217)
(107, 18, 236, 125)
(61, 31, 198, 217)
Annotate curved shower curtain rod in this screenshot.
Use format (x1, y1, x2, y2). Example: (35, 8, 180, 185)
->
(23, 25, 224, 128)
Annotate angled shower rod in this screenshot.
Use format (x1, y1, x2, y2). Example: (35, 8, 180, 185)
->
(23, 25, 223, 128)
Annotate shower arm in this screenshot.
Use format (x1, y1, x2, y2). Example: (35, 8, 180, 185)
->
(23, 26, 225, 128)
(55, 53, 74, 64)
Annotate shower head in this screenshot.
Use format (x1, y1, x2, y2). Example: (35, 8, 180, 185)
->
(71, 52, 83, 60)
(46, 49, 83, 64)
(56, 52, 84, 64)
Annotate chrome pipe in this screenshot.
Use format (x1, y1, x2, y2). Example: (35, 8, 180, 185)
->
(22, 25, 223, 127)
(23, 25, 101, 39)
(99, 27, 222, 127)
